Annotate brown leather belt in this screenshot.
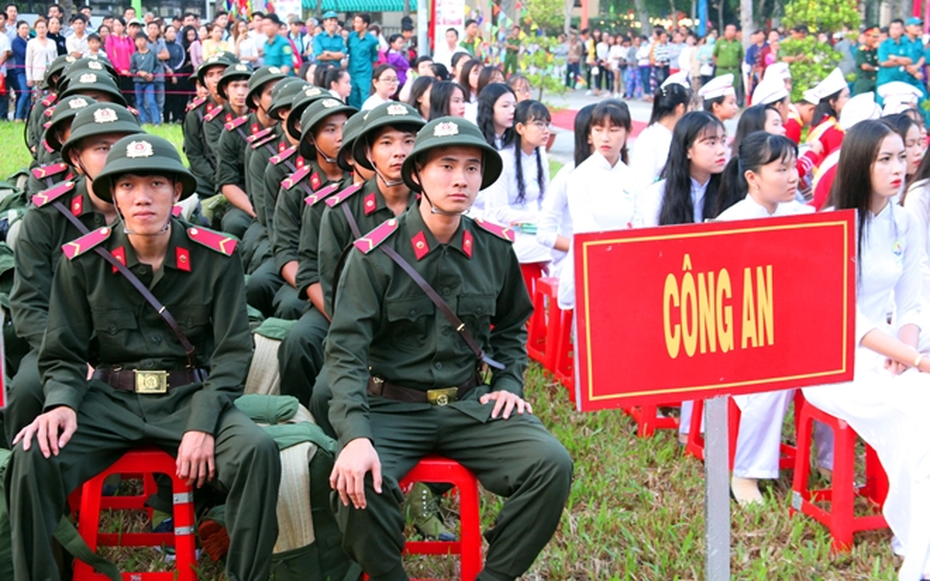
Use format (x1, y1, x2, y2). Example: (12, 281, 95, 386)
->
(367, 376, 480, 406)
(93, 368, 208, 394)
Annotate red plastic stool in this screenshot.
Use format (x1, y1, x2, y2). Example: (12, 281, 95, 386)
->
(73, 448, 197, 581)
(623, 404, 681, 438)
(553, 308, 575, 402)
(399, 456, 483, 581)
(790, 402, 888, 551)
(519, 262, 545, 301)
(685, 392, 804, 470)
(527, 277, 558, 367)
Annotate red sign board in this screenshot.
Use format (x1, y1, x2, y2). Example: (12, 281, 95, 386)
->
(573, 211, 856, 412)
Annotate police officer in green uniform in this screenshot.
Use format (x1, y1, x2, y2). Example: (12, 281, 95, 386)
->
(6, 103, 143, 445)
(279, 101, 423, 407)
(182, 52, 237, 198)
(213, 63, 257, 240)
(25, 55, 77, 159)
(260, 98, 355, 320)
(9, 134, 281, 581)
(327, 117, 572, 581)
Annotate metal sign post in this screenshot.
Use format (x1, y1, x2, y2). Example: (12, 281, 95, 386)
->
(704, 396, 730, 580)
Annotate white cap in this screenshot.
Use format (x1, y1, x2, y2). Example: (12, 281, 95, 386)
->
(839, 92, 881, 130)
(661, 71, 690, 90)
(811, 68, 847, 101)
(751, 77, 789, 105)
(877, 81, 923, 106)
(698, 74, 736, 100)
(883, 101, 916, 116)
(763, 62, 791, 82)
(802, 88, 821, 104)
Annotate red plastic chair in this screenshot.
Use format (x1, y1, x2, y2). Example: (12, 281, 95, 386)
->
(790, 402, 889, 551)
(553, 308, 575, 402)
(527, 277, 558, 367)
(623, 404, 682, 438)
(73, 448, 197, 581)
(684, 392, 804, 470)
(398, 456, 483, 581)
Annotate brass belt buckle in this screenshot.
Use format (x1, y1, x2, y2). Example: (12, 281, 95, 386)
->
(427, 387, 458, 406)
(134, 370, 168, 394)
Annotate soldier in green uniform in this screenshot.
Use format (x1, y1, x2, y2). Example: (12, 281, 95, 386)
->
(9, 134, 281, 581)
(57, 70, 127, 108)
(244, 85, 328, 317)
(25, 55, 77, 160)
(241, 66, 288, 201)
(56, 56, 120, 95)
(327, 117, 572, 581)
(213, 63, 256, 240)
(5, 103, 144, 445)
(182, 52, 237, 198)
(32, 95, 96, 173)
(260, 98, 355, 320)
(280, 101, 424, 408)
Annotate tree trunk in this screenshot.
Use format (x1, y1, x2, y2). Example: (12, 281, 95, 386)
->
(316, 0, 323, 18)
(670, 0, 677, 30)
(717, 0, 724, 35)
(564, 0, 573, 34)
(59, 0, 75, 21)
(740, 0, 753, 47)
(404, 0, 410, 17)
(633, 0, 651, 36)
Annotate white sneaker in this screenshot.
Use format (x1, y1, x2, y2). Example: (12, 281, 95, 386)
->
(585, 90, 593, 96)
(731, 476, 764, 506)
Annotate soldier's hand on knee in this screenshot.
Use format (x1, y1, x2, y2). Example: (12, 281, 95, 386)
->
(480, 390, 533, 420)
(176, 430, 216, 488)
(330, 438, 382, 510)
(13, 406, 78, 458)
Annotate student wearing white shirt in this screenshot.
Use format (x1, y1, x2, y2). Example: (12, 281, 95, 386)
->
(633, 111, 728, 441)
(558, 101, 634, 309)
(482, 100, 552, 264)
(361, 64, 398, 111)
(476, 82, 516, 150)
(537, 103, 597, 279)
(903, 146, 930, 296)
(630, 72, 691, 191)
(716, 132, 823, 505)
(803, 120, 930, 581)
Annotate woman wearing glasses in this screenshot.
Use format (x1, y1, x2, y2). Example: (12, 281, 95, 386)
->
(361, 63, 398, 111)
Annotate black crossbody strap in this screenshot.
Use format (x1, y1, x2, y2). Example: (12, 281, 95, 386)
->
(51, 201, 198, 368)
(377, 244, 504, 371)
(197, 109, 217, 170)
(340, 202, 362, 239)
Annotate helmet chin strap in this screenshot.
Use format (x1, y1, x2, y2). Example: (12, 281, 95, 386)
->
(310, 137, 339, 164)
(112, 176, 172, 237)
(368, 153, 406, 188)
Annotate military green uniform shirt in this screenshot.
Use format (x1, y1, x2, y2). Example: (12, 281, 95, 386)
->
(214, 114, 251, 196)
(182, 97, 218, 195)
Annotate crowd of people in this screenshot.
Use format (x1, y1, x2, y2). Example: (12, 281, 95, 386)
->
(7, 1, 930, 579)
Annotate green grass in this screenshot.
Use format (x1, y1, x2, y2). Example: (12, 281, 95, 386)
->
(5, 121, 901, 578)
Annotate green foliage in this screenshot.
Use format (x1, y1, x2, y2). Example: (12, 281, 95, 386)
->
(782, 0, 859, 35)
(520, 36, 569, 102)
(780, 37, 843, 102)
(525, 0, 566, 33)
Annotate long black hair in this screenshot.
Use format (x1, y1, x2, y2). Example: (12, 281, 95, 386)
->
(405, 75, 434, 119)
(718, 131, 798, 215)
(477, 66, 504, 96)
(649, 81, 691, 125)
(313, 61, 333, 87)
(812, 88, 844, 125)
(477, 83, 516, 149)
(590, 99, 632, 164)
(730, 104, 778, 154)
(573, 103, 597, 168)
(512, 100, 551, 204)
(428, 81, 466, 120)
(457, 58, 482, 99)
(828, 119, 900, 266)
(658, 111, 725, 225)
(324, 67, 349, 93)
(883, 112, 921, 191)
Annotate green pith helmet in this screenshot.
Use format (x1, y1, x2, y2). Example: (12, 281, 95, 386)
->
(336, 110, 369, 172)
(196, 52, 238, 87)
(58, 57, 119, 91)
(44, 95, 99, 152)
(298, 99, 357, 160)
(217, 63, 253, 101)
(60, 103, 144, 164)
(246, 66, 288, 110)
(401, 116, 503, 192)
(285, 86, 331, 140)
(351, 102, 425, 171)
(58, 72, 128, 107)
(42, 55, 78, 91)
(93, 134, 198, 202)
(268, 78, 309, 120)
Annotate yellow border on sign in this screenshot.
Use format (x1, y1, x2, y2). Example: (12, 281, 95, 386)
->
(579, 220, 851, 402)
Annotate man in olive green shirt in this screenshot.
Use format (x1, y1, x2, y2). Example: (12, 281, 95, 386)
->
(9, 134, 280, 581)
(713, 24, 745, 104)
(326, 117, 572, 581)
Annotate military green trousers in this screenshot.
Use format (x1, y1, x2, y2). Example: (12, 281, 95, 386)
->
(8, 383, 281, 581)
(246, 259, 309, 321)
(332, 388, 573, 581)
(278, 308, 330, 406)
(4, 349, 43, 446)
